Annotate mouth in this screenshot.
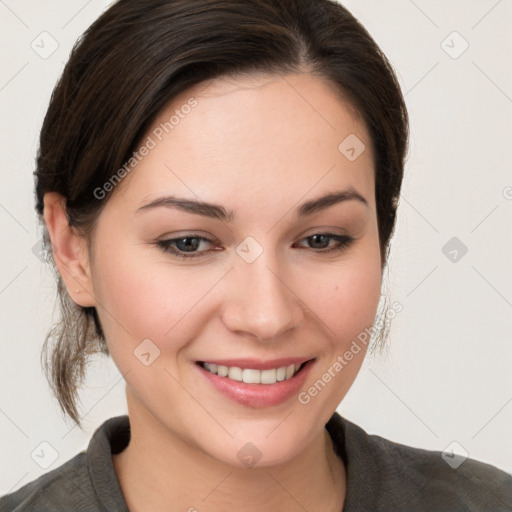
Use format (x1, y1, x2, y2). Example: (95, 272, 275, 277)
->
(197, 360, 309, 385)
(195, 358, 315, 407)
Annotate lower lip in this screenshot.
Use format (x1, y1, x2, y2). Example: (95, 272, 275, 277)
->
(196, 360, 315, 408)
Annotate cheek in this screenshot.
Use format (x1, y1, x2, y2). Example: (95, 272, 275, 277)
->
(300, 248, 382, 346)
(90, 241, 214, 357)
(294, 247, 381, 412)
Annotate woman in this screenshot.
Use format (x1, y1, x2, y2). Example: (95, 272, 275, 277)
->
(1, 0, 510, 510)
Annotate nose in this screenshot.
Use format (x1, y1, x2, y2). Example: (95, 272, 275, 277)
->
(220, 249, 305, 341)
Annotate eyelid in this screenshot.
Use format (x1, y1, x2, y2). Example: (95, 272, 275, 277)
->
(154, 232, 355, 259)
(294, 233, 355, 253)
(155, 234, 218, 259)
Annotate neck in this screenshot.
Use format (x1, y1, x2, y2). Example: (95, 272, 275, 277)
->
(113, 393, 346, 512)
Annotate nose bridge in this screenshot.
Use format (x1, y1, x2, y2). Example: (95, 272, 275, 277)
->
(221, 242, 304, 340)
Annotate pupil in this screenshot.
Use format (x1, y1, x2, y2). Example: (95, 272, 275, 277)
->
(310, 234, 329, 249)
(177, 237, 199, 252)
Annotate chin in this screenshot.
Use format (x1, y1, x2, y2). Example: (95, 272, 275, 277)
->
(204, 416, 319, 469)
(206, 436, 303, 469)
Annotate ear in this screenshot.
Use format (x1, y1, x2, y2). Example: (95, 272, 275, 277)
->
(43, 192, 96, 307)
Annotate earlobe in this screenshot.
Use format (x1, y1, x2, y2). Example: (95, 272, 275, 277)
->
(42, 192, 96, 307)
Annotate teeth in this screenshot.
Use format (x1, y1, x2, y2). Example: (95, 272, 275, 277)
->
(243, 369, 261, 384)
(202, 362, 304, 384)
(260, 369, 276, 384)
(228, 367, 243, 381)
(218, 365, 228, 377)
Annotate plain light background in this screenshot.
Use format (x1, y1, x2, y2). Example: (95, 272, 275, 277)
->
(1, 0, 511, 494)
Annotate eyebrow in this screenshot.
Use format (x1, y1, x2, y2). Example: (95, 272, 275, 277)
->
(134, 187, 368, 221)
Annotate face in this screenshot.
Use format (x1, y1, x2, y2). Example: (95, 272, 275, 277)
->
(84, 72, 382, 466)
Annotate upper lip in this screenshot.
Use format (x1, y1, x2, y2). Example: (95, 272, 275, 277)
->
(197, 357, 314, 370)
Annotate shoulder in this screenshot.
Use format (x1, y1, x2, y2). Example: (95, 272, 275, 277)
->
(0, 453, 98, 512)
(369, 429, 512, 506)
(327, 412, 512, 511)
(0, 415, 130, 512)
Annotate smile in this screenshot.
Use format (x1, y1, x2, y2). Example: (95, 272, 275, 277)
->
(196, 357, 315, 407)
(200, 362, 303, 384)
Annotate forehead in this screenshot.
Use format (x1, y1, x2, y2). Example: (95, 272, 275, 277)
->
(113, 72, 374, 209)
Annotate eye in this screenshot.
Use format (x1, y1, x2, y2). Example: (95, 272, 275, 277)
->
(156, 235, 218, 258)
(295, 233, 355, 253)
(155, 232, 355, 259)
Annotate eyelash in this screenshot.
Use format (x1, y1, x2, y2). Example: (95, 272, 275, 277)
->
(155, 233, 355, 259)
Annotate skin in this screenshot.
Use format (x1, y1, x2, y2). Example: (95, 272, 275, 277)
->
(43, 71, 382, 511)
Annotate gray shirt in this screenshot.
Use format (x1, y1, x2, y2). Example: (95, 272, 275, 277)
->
(1, 413, 511, 511)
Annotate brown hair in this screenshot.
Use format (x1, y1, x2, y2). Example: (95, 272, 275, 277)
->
(34, 0, 409, 426)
